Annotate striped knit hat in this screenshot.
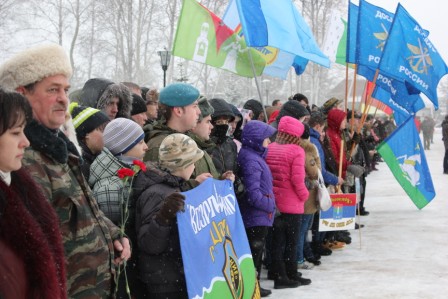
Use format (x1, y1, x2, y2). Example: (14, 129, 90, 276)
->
(103, 118, 144, 156)
(69, 102, 109, 138)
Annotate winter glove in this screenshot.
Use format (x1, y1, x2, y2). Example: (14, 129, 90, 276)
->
(347, 164, 365, 178)
(352, 132, 361, 144)
(155, 193, 186, 226)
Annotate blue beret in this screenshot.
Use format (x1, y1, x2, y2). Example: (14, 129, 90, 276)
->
(159, 83, 200, 107)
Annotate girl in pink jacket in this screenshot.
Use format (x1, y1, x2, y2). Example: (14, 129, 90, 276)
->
(266, 116, 311, 289)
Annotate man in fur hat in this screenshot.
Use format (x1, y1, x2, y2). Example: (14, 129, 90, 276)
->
(0, 43, 131, 298)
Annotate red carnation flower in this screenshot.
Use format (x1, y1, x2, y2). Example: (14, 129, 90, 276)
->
(117, 168, 135, 179)
(133, 160, 147, 172)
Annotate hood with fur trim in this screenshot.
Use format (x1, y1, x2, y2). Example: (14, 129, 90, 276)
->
(79, 78, 132, 119)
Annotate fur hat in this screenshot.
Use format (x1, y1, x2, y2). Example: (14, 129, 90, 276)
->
(131, 93, 147, 115)
(0, 44, 72, 91)
(277, 100, 309, 122)
(159, 133, 204, 172)
(69, 102, 109, 139)
(197, 96, 214, 121)
(209, 98, 235, 122)
(96, 83, 132, 119)
(159, 83, 200, 107)
(103, 118, 144, 156)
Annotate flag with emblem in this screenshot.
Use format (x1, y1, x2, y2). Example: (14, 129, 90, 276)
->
(355, 0, 395, 81)
(378, 4, 448, 108)
(377, 116, 435, 209)
(172, 0, 265, 77)
(232, 0, 330, 70)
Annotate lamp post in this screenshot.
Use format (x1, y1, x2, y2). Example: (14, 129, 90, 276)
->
(157, 49, 171, 87)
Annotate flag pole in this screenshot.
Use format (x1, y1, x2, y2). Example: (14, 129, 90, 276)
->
(336, 138, 345, 194)
(248, 49, 268, 122)
(349, 69, 379, 156)
(350, 65, 358, 135)
(344, 63, 349, 110)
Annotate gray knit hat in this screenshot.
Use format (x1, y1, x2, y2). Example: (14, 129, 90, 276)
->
(159, 133, 204, 172)
(103, 118, 144, 156)
(0, 44, 72, 91)
(197, 96, 214, 121)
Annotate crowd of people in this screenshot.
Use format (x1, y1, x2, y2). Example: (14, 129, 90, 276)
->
(0, 43, 439, 299)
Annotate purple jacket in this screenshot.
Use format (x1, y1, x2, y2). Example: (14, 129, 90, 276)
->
(237, 121, 276, 228)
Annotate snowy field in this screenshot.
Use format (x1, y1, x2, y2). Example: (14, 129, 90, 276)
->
(260, 128, 448, 299)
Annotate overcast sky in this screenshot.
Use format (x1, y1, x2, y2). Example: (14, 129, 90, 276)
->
(365, 0, 448, 62)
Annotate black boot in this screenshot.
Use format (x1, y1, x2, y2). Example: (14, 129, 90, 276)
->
(312, 242, 332, 256)
(271, 262, 300, 289)
(260, 287, 272, 297)
(286, 262, 312, 286)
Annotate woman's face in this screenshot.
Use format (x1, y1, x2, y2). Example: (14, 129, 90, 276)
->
(0, 120, 30, 172)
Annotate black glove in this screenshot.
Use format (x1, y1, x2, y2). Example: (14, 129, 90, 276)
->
(352, 132, 361, 144)
(155, 193, 186, 226)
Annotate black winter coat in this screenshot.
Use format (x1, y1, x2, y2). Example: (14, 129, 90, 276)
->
(133, 164, 188, 295)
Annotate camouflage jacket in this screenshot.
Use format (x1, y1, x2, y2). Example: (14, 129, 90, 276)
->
(22, 120, 120, 299)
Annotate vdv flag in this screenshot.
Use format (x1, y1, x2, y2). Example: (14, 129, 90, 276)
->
(346, 1, 359, 64)
(356, 0, 394, 80)
(378, 4, 448, 108)
(222, 0, 296, 79)
(377, 116, 435, 209)
(234, 0, 330, 69)
(372, 75, 426, 125)
(172, 0, 265, 77)
(178, 179, 259, 298)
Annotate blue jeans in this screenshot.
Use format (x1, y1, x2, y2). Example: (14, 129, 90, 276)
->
(296, 214, 313, 263)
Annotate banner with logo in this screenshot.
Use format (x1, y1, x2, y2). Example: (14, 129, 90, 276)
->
(178, 178, 259, 299)
(319, 193, 357, 232)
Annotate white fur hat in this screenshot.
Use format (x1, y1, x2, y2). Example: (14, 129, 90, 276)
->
(0, 44, 72, 91)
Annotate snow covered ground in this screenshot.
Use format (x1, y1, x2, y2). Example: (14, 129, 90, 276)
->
(260, 128, 448, 299)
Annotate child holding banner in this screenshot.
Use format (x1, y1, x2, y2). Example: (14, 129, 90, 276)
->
(237, 120, 277, 297)
(134, 134, 204, 299)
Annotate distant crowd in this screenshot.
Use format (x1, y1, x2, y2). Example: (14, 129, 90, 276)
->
(0, 43, 442, 299)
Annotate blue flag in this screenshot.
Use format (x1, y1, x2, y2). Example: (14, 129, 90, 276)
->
(178, 179, 258, 298)
(234, 0, 330, 69)
(222, 0, 297, 79)
(378, 4, 448, 109)
(346, 1, 359, 64)
(356, 0, 394, 78)
(377, 116, 435, 209)
(372, 73, 426, 125)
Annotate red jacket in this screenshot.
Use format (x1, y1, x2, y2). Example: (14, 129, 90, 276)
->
(326, 109, 348, 178)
